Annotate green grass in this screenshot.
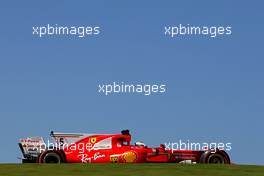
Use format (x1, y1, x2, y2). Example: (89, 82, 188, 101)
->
(0, 164, 263, 176)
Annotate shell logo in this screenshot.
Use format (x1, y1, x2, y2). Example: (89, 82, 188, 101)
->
(123, 151, 137, 163)
(90, 137, 96, 144)
(110, 156, 118, 163)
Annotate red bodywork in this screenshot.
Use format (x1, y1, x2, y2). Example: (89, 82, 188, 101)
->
(35, 130, 230, 164)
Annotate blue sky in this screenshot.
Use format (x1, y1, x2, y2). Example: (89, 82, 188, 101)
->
(0, 1, 263, 164)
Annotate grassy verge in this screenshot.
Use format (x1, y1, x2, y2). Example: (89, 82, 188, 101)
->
(0, 164, 263, 176)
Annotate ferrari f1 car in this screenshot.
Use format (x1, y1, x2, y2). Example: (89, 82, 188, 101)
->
(18, 130, 231, 164)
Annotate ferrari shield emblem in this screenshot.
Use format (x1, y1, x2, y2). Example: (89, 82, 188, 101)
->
(90, 137, 96, 144)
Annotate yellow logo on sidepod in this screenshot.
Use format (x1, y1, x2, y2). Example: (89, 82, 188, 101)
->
(90, 137, 96, 144)
(123, 151, 137, 163)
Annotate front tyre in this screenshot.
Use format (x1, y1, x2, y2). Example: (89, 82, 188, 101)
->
(199, 150, 230, 164)
(207, 153, 225, 164)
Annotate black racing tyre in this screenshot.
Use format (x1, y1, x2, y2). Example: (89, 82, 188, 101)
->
(43, 152, 61, 163)
(207, 153, 225, 164)
(38, 150, 65, 163)
(200, 150, 230, 164)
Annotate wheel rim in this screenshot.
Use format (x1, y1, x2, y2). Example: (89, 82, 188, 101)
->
(208, 154, 224, 164)
(43, 153, 61, 163)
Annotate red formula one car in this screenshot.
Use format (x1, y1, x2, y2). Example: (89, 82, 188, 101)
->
(19, 130, 231, 164)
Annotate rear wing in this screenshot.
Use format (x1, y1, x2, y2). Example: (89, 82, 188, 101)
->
(19, 137, 46, 158)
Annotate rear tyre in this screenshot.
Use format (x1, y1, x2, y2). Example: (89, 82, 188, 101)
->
(43, 152, 61, 163)
(38, 151, 64, 164)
